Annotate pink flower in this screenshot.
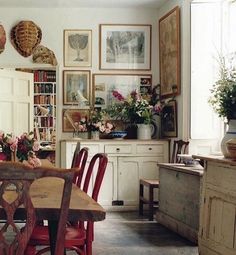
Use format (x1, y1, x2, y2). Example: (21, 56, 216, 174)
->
(32, 141, 40, 151)
(112, 90, 125, 101)
(0, 131, 4, 140)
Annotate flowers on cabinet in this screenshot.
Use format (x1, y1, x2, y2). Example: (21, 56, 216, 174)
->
(89, 109, 114, 133)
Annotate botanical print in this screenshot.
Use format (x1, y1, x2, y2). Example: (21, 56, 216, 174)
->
(63, 109, 89, 132)
(63, 71, 90, 105)
(159, 7, 180, 98)
(64, 30, 92, 67)
(100, 25, 151, 70)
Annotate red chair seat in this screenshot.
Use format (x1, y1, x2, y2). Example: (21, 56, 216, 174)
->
(29, 225, 86, 244)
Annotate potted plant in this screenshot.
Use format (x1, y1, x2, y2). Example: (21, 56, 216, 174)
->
(209, 53, 236, 157)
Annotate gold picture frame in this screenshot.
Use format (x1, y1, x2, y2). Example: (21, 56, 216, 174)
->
(92, 73, 152, 109)
(161, 100, 178, 137)
(63, 70, 91, 107)
(159, 6, 180, 98)
(64, 29, 92, 67)
(99, 24, 151, 70)
(62, 109, 89, 132)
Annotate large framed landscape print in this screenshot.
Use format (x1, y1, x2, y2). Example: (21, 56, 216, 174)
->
(93, 74, 152, 109)
(159, 7, 180, 98)
(99, 24, 151, 70)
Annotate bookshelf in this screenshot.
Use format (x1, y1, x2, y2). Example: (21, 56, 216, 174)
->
(33, 70, 56, 145)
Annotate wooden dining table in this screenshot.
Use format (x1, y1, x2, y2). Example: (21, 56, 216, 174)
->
(0, 160, 106, 254)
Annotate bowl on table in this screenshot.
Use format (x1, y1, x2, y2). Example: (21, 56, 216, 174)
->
(109, 131, 127, 140)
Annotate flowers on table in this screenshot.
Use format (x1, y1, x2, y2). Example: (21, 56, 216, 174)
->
(17, 131, 40, 162)
(74, 117, 88, 132)
(0, 131, 18, 161)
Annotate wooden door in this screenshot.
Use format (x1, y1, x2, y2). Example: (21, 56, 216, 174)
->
(0, 69, 33, 135)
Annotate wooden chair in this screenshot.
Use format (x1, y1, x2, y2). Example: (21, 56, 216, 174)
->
(139, 139, 189, 221)
(0, 162, 74, 255)
(25, 153, 108, 255)
(171, 139, 189, 163)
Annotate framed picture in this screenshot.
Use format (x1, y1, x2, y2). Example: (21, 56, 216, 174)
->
(159, 6, 180, 98)
(161, 100, 177, 137)
(62, 109, 89, 132)
(64, 29, 92, 67)
(63, 70, 90, 106)
(93, 73, 152, 109)
(99, 24, 151, 70)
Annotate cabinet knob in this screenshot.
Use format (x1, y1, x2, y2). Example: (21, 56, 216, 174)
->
(116, 148, 120, 152)
(148, 147, 152, 151)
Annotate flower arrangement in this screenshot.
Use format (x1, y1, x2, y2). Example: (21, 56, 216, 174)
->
(209, 54, 236, 121)
(89, 109, 114, 133)
(0, 131, 18, 161)
(108, 90, 158, 125)
(17, 131, 40, 162)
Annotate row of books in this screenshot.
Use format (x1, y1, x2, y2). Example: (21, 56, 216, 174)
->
(34, 95, 56, 105)
(37, 129, 55, 142)
(35, 116, 54, 128)
(34, 83, 56, 94)
(34, 105, 56, 116)
(34, 70, 56, 82)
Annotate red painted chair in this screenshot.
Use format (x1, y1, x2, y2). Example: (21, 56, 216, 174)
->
(0, 162, 74, 255)
(25, 153, 108, 255)
(71, 146, 89, 187)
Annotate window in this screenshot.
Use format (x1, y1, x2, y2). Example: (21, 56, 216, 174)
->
(190, 0, 236, 153)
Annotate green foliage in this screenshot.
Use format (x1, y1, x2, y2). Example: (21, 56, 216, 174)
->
(209, 54, 236, 120)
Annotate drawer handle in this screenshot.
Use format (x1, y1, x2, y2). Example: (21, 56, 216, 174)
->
(116, 148, 120, 152)
(148, 148, 152, 151)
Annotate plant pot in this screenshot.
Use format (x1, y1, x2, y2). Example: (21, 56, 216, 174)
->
(91, 131, 100, 140)
(221, 119, 236, 158)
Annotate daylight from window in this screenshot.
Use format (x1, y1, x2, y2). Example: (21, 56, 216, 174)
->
(191, 0, 236, 148)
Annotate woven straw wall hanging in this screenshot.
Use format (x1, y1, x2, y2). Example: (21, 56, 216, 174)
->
(0, 24, 6, 54)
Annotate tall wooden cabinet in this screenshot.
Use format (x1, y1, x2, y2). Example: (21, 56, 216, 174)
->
(60, 139, 169, 209)
(196, 156, 236, 255)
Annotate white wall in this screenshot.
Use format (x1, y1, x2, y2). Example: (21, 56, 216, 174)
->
(0, 7, 160, 165)
(0, 3, 192, 164)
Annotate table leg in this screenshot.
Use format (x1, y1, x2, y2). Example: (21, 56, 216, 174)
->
(48, 220, 58, 255)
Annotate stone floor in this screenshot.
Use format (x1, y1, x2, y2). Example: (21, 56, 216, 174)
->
(44, 211, 199, 255)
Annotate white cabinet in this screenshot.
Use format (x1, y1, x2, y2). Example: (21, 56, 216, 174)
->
(196, 156, 236, 255)
(60, 139, 169, 209)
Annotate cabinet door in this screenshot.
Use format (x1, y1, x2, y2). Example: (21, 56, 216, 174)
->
(139, 156, 161, 179)
(85, 156, 117, 207)
(117, 157, 140, 205)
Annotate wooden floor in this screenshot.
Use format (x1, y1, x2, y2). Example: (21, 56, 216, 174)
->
(44, 211, 199, 255)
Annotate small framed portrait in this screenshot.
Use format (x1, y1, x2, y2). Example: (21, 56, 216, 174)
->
(99, 24, 151, 70)
(161, 100, 177, 137)
(64, 29, 92, 67)
(63, 70, 91, 107)
(62, 109, 89, 132)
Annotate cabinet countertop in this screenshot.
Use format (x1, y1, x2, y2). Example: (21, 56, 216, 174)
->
(60, 139, 170, 143)
(158, 163, 204, 176)
(192, 154, 236, 166)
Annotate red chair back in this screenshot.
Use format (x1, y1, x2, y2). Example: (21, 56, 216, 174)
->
(71, 147, 88, 187)
(83, 153, 108, 201)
